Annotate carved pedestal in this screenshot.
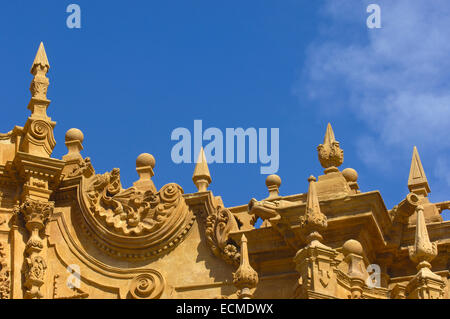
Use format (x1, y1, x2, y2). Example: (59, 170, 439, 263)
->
(406, 266, 445, 299)
(294, 242, 338, 299)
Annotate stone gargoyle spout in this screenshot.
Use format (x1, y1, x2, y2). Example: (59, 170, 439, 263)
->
(248, 198, 296, 225)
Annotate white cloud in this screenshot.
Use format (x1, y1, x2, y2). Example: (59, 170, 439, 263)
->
(299, 0, 450, 194)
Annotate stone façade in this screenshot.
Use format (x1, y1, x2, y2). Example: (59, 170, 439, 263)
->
(0, 43, 448, 299)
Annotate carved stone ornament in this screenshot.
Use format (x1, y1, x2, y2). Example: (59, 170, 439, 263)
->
(408, 205, 438, 266)
(78, 168, 195, 260)
(0, 243, 10, 299)
(20, 42, 57, 158)
(23, 255, 47, 296)
(300, 176, 328, 244)
(233, 235, 258, 299)
(14, 198, 54, 299)
(317, 123, 343, 171)
(205, 205, 240, 266)
(406, 205, 445, 299)
(128, 271, 165, 299)
(67, 157, 95, 179)
(19, 198, 54, 229)
(248, 198, 282, 225)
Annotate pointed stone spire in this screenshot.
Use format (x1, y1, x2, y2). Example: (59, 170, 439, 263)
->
(300, 175, 328, 246)
(233, 234, 258, 299)
(30, 42, 50, 74)
(192, 147, 211, 192)
(20, 42, 56, 157)
(317, 123, 344, 174)
(305, 176, 321, 219)
(407, 205, 445, 298)
(324, 123, 336, 145)
(294, 176, 337, 299)
(408, 146, 430, 197)
(29, 42, 51, 108)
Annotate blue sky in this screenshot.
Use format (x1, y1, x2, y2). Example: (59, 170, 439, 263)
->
(1, 1, 448, 220)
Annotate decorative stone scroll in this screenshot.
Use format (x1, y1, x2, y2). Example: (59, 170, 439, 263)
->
(128, 271, 165, 299)
(205, 205, 240, 266)
(78, 168, 195, 260)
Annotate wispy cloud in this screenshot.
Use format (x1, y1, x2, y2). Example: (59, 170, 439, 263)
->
(298, 0, 450, 196)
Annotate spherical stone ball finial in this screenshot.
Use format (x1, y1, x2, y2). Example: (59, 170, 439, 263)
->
(342, 168, 358, 182)
(65, 128, 84, 143)
(136, 153, 155, 169)
(342, 239, 363, 257)
(265, 174, 281, 188)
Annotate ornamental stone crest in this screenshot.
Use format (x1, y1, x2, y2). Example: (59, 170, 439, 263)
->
(78, 167, 195, 260)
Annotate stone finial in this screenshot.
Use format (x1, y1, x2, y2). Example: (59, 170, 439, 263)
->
(29, 42, 51, 111)
(317, 123, 344, 174)
(342, 239, 364, 257)
(233, 234, 258, 299)
(342, 240, 364, 278)
(294, 182, 337, 299)
(342, 168, 360, 193)
(63, 128, 84, 161)
(342, 168, 358, 183)
(133, 153, 156, 193)
(31, 42, 50, 74)
(408, 146, 430, 197)
(408, 205, 437, 269)
(407, 205, 445, 299)
(20, 42, 56, 157)
(265, 174, 281, 199)
(192, 147, 211, 192)
(300, 175, 328, 246)
(342, 239, 365, 298)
